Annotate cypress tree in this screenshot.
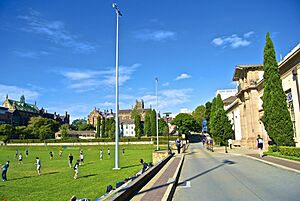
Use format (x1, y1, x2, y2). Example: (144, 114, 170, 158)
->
(101, 118, 106, 137)
(262, 33, 294, 146)
(144, 110, 151, 136)
(150, 109, 157, 135)
(96, 116, 101, 138)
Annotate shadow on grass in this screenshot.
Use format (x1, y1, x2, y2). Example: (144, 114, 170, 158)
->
(121, 164, 140, 169)
(9, 171, 59, 181)
(81, 174, 98, 178)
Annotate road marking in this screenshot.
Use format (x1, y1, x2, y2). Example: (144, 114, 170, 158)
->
(177, 180, 191, 188)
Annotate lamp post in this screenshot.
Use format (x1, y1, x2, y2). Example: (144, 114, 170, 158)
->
(113, 3, 122, 170)
(155, 77, 159, 150)
(164, 112, 172, 152)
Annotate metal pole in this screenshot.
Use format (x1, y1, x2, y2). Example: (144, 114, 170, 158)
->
(113, 3, 121, 170)
(156, 78, 159, 150)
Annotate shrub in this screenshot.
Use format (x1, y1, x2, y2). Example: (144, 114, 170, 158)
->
(268, 145, 280, 152)
(279, 146, 300, 157)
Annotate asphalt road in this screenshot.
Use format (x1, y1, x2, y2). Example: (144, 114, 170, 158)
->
(173, 143, 300, 201)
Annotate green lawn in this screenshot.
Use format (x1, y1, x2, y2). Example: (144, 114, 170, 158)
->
(0, 145, 154, 201)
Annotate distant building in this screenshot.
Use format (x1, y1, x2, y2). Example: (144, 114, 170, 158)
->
(55, 130, 96, 139)
(1, 95, 70, 126)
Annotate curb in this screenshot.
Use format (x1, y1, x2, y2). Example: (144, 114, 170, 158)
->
(162, 153, 185, 201)
(220, 151, 300, 174)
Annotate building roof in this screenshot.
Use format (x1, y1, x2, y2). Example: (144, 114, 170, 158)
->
(233, 64, 263, 81)
(8, 99, 39, 113)
(223, 96, 237, 105)
(278, 43, 300, 66)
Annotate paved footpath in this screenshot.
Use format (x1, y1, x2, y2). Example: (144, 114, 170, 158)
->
(132, 154, 182, 201)
(173, 143, 300, 201)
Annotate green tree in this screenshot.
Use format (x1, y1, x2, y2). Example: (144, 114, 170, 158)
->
(0, 124, 13, 142)
(60, 124, 69, 139)
(101, 118, 106, 137)
(96, 117, 101, 138)
(158, 118, 169, 136)
(131, 108, 142, 138)
(15, 126, 27, 139)
(209, 94, 234, 152)
(192, 105, 206, 126)
(262, 33, 295, 146)
(150, 109, 157, 135)
(205, 101, 212, 133)
(171, 113, 199, 135)
(27, 117, 60, 140)
(105, 118, 115, 139)
(144, 110, 151, 136)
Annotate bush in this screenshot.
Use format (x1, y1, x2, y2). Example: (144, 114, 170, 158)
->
(268, 145, 280, 152)
(279, 146, 300, 157)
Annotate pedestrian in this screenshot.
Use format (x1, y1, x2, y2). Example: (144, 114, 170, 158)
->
(35, 157, 41, 176)
(68, 154, 73, 168)
(74, 160, 79, 179)
(18, 153, 23, 164)
(80, 152, 84, 165)
(59, 150, 63, 158)
(25, 149, 29, 157)
(15, 149, 18, 158)
(140, 159, 148, 174)
(228, 138, 233, 149)
(176, 138, 181, 154)
(1, 161, 9, 181)
(100, 149, 103, 160)
(108, 148, 110, 158)
(49, 151, 53, 160)
(122, 148, 125, 156)
(257, 135, 264, 158)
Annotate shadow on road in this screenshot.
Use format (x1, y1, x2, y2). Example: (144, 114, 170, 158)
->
(188, 134, 203, 143)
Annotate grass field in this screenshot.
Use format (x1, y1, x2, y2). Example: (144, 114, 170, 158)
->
(0, 145, 154, 201)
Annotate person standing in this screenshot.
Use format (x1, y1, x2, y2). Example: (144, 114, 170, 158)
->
(15, 149, 18, 158)
(25, 149, 29, 158)
(122, 148, 125, 156)
(49, 151, 53, 160)
(68, 154, 74, 168)
(100, 149, 103, 160)
(18, 153, 23, 164)
(1, 161, 9, 181)
(35, 157, 41, 176)
(74, 160, 79, 179)
(59, 150, 63, 158)
(107, 148, 110, 158)
(176, 138, 181, 154)
(257, 135, 264, 158)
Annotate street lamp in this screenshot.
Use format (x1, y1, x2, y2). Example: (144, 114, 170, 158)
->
(156, 78, 159, 150)
(113, 3, 122, 170)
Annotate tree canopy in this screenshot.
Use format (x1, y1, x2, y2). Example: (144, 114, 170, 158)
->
(171, 113, 200, 134)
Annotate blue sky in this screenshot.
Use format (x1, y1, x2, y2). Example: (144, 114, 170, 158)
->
(0, 0, 299, 120)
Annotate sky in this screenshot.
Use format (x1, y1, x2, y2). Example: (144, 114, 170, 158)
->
(0, 0, 299, 121)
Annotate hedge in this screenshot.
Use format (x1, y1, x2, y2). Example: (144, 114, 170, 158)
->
(7, 136, 179, 144)
(268, 145, 300, 157)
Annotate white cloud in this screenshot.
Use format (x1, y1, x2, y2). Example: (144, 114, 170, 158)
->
(175, 73, 191, 80)
(135, 30, 176, 41)
(60, 64, 140, 92)
(244, 31, 254, 38)
(141, 88, 192, 111)
(18, 10, 95, 53)
(14, 50, 49, 59)
(162, 82, 170, 86)
(0, 84, 39, 101)
(212, 32, 254, 48)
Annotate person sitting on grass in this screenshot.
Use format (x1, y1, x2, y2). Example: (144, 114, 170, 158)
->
(140, 159, 148, 174)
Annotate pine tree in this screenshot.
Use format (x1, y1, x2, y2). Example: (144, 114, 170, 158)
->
(150, 109, 157, 135)
(262, 33, 295, 146)
(96, 116, 101, 138)
(101, 118, 106, 137)
(131, 108, 142, 138)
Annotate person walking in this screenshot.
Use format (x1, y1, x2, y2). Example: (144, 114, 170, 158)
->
(122, 148, 125, 156)
(18, 153, 23, 164)
(25, 149, 29, 158)
(68, 154, 74, 168)
(73, 160, 80, 179)
(49, 151, 53, 160)
(35, 157, 41, 176)
(228, 138, 233, 149)
(1, 161, 9, 181)
(15, 149, 18, 158)
(100, 149, 103, 160)
(59, 150, 63, 158)
(176, 138, 181, 154)
(80, 152, 84, 165)
(257, 135, 264, 158)
(107, 148, 110, 158)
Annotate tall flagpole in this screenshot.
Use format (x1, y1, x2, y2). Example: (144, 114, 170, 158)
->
(113, 3, 122, 170)
(156, 77, 159, 150)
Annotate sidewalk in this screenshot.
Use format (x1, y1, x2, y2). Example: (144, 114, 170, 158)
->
(213, 146, 300, 173)
(132, 153, 184, 201)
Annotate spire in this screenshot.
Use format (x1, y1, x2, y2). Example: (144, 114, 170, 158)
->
(20, 95, 25, 103)
(34, 101, 36, 106)
(6, 94, 8, 100)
